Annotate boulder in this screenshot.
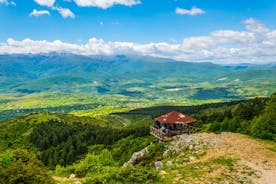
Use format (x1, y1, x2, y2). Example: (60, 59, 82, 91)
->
(155, 161, 163, 170)
(123, 147, 148, 167)
(166, 160, 173, 166)
(160, 170, 167, 175)
(69, 174, 76, 179)
(189, 156, 196, 162)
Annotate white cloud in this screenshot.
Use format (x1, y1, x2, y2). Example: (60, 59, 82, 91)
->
(10, 1, 15, 6)
(0, 0, 15, 5)
(176, 7, 205, 16)
(244, 18, 269, 34)
(73, 0, 141, 9)
(183, 36, 215, 49)
(32, 0, 139, 18)
(1, 19, 276, 64)
(34, 0, 55, 7)
(52, 6, 75, 19)
(29, 9, 50, 17)
(0, 0, 8, 4)
(211, 30, 256, 44)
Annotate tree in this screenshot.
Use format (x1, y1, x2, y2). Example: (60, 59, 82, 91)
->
(0, 149, 54, 184)
(251, 94, 276, 140)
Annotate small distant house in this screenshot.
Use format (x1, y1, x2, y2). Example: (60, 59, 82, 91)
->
(150, 111, 198, 141)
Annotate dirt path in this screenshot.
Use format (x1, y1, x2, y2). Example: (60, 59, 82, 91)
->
(219, 132, 276, 184)
(187, 132, 276, 183)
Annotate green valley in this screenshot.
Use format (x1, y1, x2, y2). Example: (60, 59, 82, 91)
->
(1, 54, 276, 121)
(0, 54, 276, 183)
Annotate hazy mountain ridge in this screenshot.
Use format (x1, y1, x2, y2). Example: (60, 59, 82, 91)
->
(1, 54, 275, 96)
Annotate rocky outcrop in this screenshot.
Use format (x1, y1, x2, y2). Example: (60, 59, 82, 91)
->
(163, 133, 229, 157)
(123, 147, 149, 167)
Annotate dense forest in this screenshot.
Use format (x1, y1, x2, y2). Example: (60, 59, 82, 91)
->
(204, 94, 276, 140)
(30, 121, 149, 167)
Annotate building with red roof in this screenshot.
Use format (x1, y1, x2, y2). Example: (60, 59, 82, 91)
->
(150, 111, 197, 141)
(154, 111, 197, 124)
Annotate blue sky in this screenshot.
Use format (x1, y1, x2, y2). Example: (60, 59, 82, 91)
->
(1, 0, 276, 64)
(0, 0, 275, 43)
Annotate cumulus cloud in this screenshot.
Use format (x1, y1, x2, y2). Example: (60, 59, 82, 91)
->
(32, 0, 75, 19)
(34, 0, 55, 7)
(10, 1, 15, 6)
(0, 0, 8, 4)
(244, 18, 269, 34)
(32, 0, 139, 18)
(176, 7, 205, 16)
(29, 9, 50, 17)
(52, 6, 75, 19)
(1, 19, 276, 64)
(73, 0, 141, 9)
(0, 0, 15, 5)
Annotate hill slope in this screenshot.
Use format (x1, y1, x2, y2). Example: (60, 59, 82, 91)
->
(1, 54, 275, 97)
(1, 54, 276, 122)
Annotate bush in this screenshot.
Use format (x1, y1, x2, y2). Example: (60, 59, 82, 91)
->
(111, 136, 155, 165)
(0, 149, 54, 184)
(85, 166, 160, 184)
(251, 94, 276, 140)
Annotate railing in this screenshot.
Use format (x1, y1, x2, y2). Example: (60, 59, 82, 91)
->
(150, 126, 170, 141)
(168, 125, 198, 136)
(150, 124, 198, 141)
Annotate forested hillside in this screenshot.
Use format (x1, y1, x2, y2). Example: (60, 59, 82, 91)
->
(204, 94, 275, 140)
(0, 93, 275, 183)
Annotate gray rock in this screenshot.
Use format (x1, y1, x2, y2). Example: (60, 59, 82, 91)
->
(160, 170, 167, 175)
(69, 174, 76, 179)
(163, 133, 229, 157)
(123, 147, 148, 167)
(155, 161, 163, 170)
(189, 156, 196, 162)
(166, 160, 173, 166)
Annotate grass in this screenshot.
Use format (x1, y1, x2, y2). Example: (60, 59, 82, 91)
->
(70, 106, 131, 118)
(267, 146, 276, 152)
(246, 135, 276, 152)
(162, 156, 253, 184)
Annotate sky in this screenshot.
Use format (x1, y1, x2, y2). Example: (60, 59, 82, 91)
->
(0, 0, 276, 64)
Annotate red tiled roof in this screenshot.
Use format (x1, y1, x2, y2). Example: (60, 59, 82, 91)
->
(155, 111, 196, 124)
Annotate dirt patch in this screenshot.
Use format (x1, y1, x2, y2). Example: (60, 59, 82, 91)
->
(219, 132, 276, 184)
(165, 132, 276, 183)
(188, 132, 276, 183)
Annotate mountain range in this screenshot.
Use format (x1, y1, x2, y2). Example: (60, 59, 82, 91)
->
(1, 54, 275, 97)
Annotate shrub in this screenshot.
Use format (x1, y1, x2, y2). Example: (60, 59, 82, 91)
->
(0, 149, 54, 184)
